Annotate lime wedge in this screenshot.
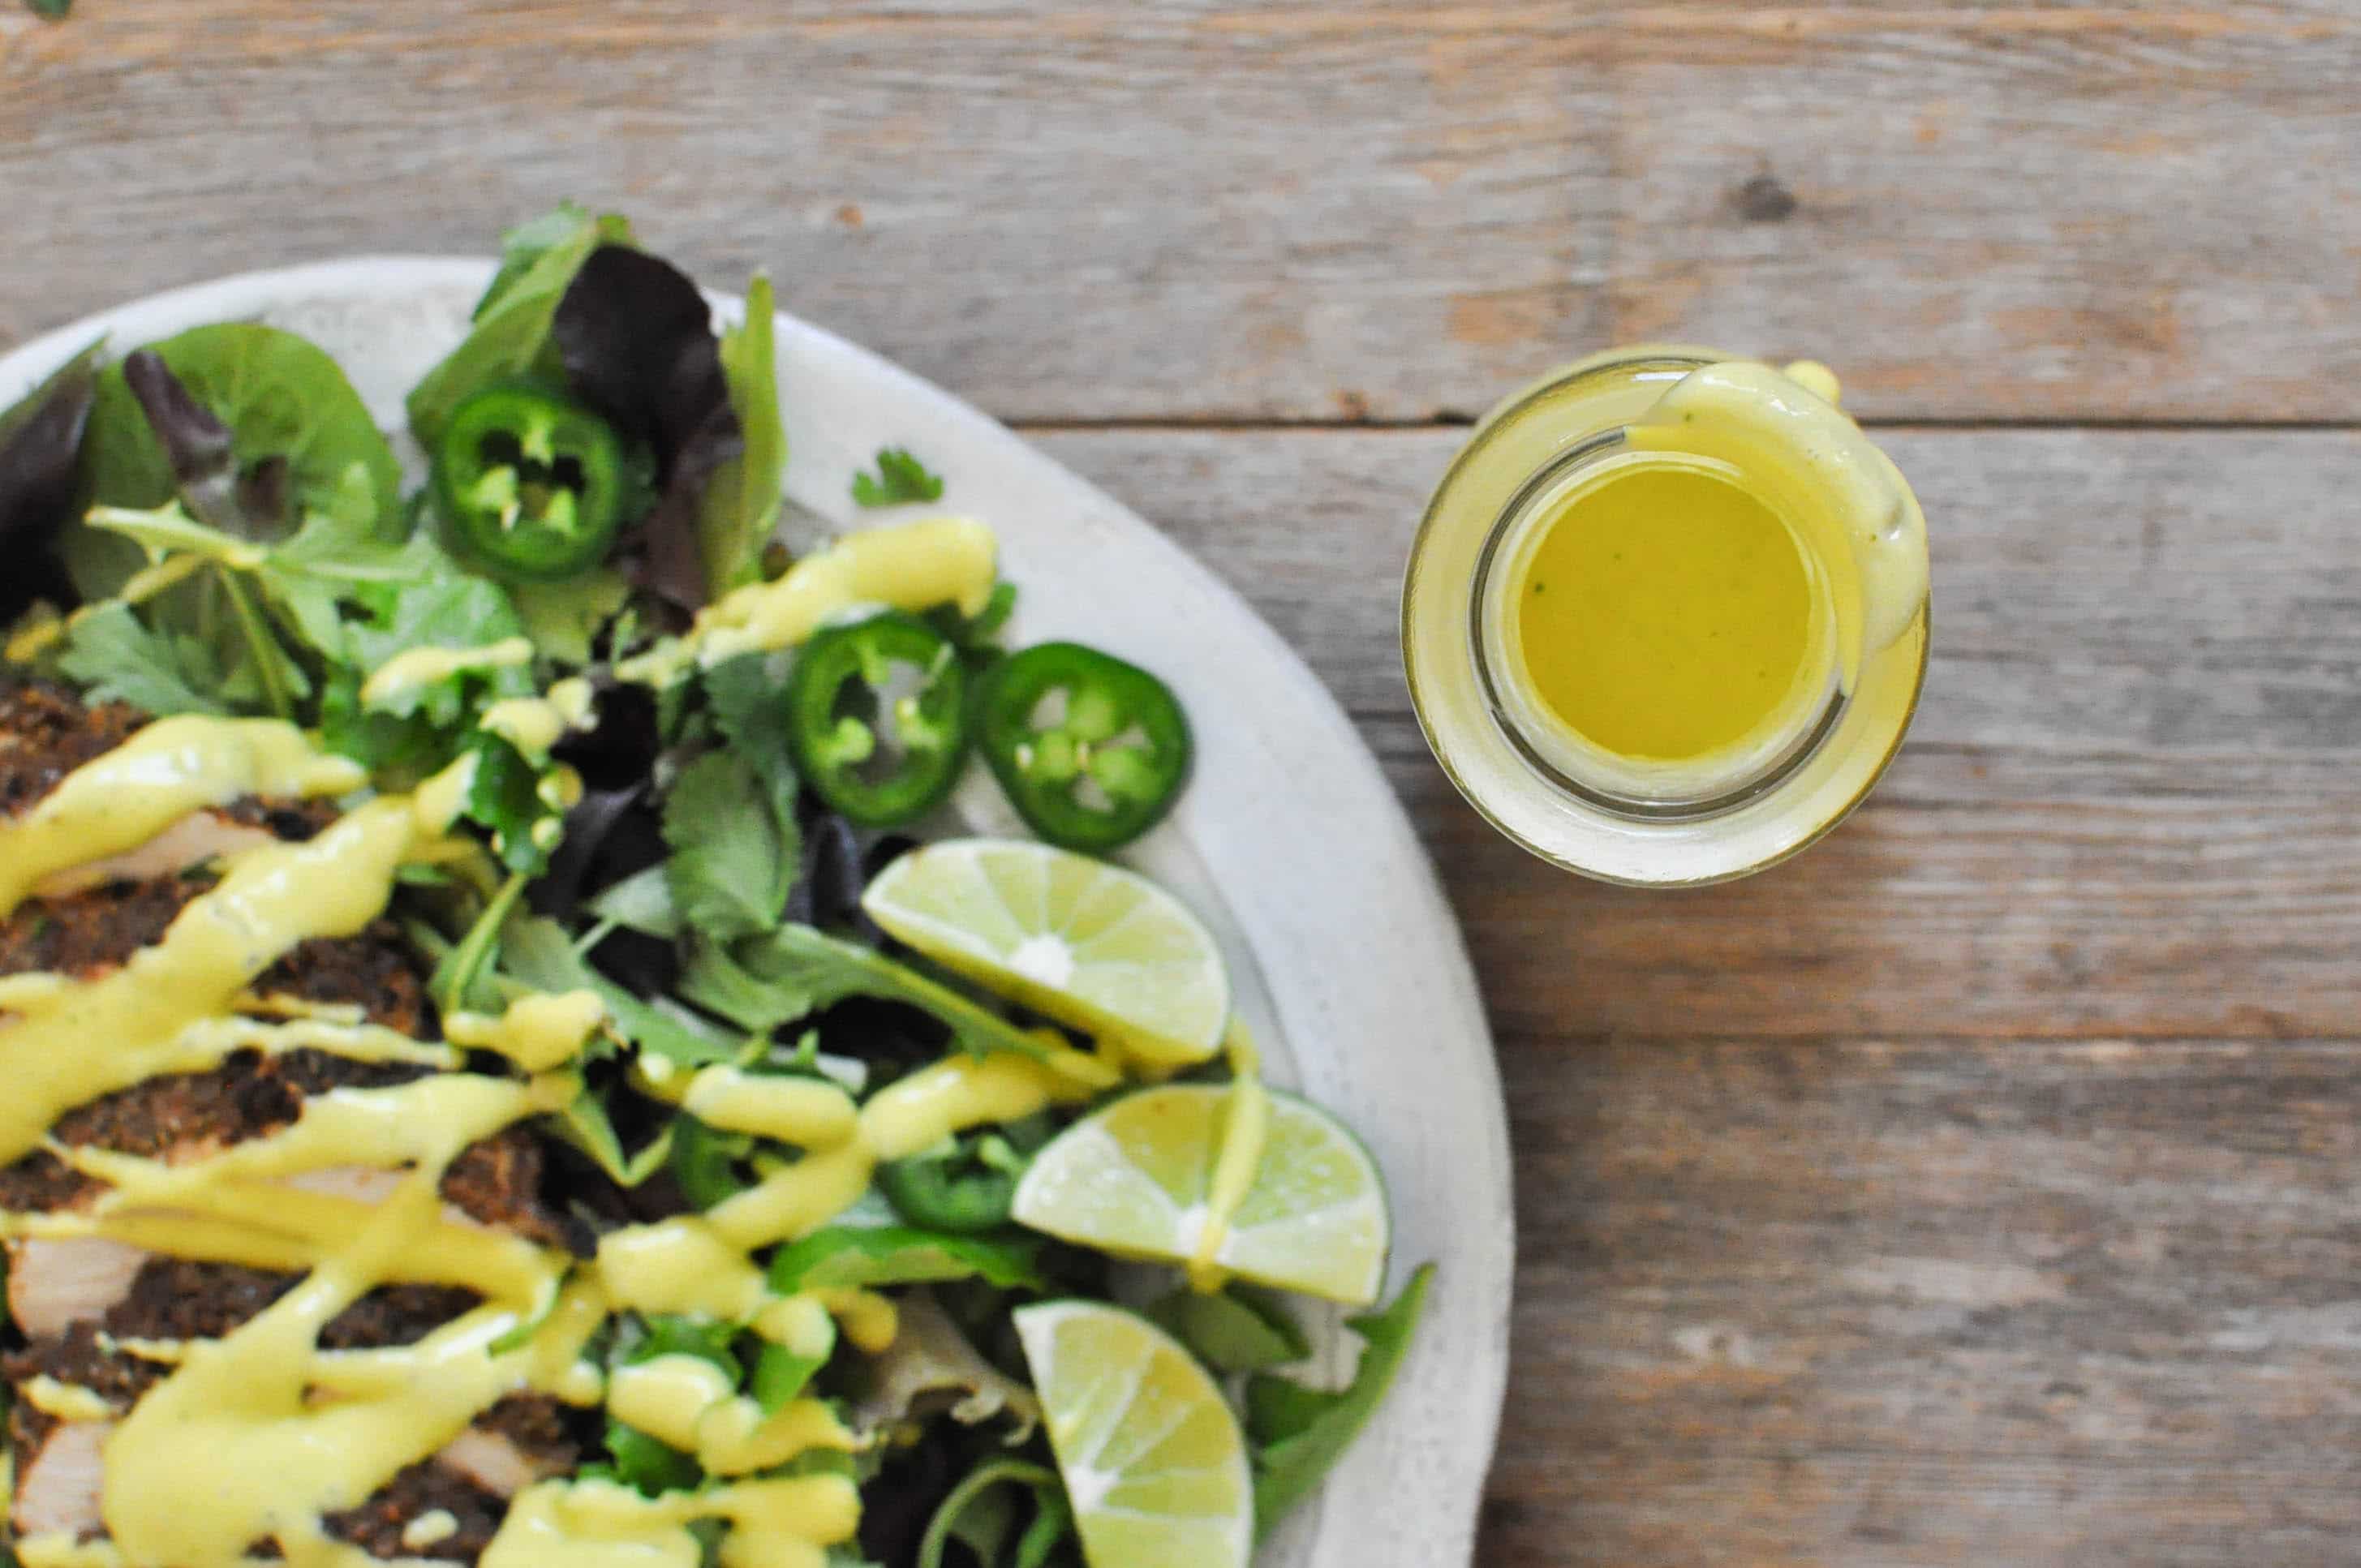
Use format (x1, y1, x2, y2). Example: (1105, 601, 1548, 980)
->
(861, 838, 1229, 1067)
(1013, 1085, 1390, 1306)
(1013, 1300, 1253, 1568)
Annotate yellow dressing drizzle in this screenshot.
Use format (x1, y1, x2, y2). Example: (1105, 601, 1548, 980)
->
(704, 1140, 876, 1252)
(480, 677, 596, 763)
(0, 707, 1168, 1568)
(617, 516, 998, 683)
(858, 1053, 1091, 1163)
(484, 1476, 862, 1568)
(1187, 1020, 1270, 1292)
(606, 1354, 738, 1450)
(1623, 359, 1929, 688)
(0, 717, 365, 917)
(402, 1512, 462, 1551)
(20, 1377, 115, 1423)
(445, 990, 609, 1072)
(359, 637, 535, 708)
(0, 792, 445, 1163)
(682, 1068, 858, 1149)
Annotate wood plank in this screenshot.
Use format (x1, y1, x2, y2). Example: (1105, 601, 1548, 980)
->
(1475, 1034, 2361, 1566)
(1029, 426, 2361, 1038)
(0, 0, 1610, 423)
(10, 3, 2357, 423)
(1608, 14, 2361, 421)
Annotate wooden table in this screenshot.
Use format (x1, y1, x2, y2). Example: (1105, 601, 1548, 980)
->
(9, 3, 2360, 1562)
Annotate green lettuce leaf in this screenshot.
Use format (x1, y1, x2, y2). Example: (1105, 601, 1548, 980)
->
(80, 324, 400, 543)
(699, 274, 785, 598)
(1247, 1265, 1434, 1539)
(407, 204, 633, 449)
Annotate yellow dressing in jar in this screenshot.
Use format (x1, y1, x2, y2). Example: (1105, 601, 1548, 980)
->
(1404, 347, 1929, 884)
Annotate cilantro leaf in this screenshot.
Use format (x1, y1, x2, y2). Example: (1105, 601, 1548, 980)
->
(700, 652, 800, 814)
(661, 750, 798, 942)
(55, 604, 236, 718)
(465, 735, 551, 874)
(1247, 1265, 1434, 1539)
(850, 447, 944, 509)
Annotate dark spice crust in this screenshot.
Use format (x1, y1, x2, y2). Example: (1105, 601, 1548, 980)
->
(0, 683, 144, 816)
(6, 1321, 574, 1565)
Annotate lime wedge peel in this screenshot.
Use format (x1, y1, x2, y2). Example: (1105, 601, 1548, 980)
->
(861, 838, 1232, 1068)
(1013, 1300, 1254, 1568)
(1012, 1084, 1391, 1308)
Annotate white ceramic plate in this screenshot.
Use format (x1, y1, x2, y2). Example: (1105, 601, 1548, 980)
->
(0, 259, 1513, 1568)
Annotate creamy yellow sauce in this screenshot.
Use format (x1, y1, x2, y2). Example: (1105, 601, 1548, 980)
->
(359, 638, 536, 709)
(1187, 1021, 1271, 1292)
(0, 703, 1258, 1568)
(0, 718, 364, 918)
(617, 516, 999, 684)
(1620, 359, 1927, 690)
(480, 678, 596, 763)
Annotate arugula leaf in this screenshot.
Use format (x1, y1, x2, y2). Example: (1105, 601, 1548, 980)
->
(767, 1226, 1044, 1294)
(851, 447, 944, 509)
(55, 603, 235, 718)
(918, 1459, 1073, 1568)
(409, 206, 630, 449)
(699, 274, 785, 598)
(1246, 1265, 1434, 1539)
(661, 750, 798, 942)
(1146, 1284, 1311, 1375)
(553, 1087, 674, 1189)
(716, 925, 1056, 1064)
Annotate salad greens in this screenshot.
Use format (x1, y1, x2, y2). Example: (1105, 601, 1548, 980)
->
(0, 204, 1429, 1568)
(852, 447, 945, 509)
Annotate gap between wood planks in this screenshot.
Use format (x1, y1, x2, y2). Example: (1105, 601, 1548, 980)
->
(1011, 417, 2361, 434)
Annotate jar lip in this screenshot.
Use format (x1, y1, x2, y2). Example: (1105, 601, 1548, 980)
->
(1466, 442, 1847, 820)
(1400, 350, 1929, 886)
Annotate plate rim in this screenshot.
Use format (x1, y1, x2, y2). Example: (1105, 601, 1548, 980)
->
(0, 256, 1515, 1566)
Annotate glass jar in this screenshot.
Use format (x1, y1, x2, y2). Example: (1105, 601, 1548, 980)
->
(1400, 347, 1929, 886)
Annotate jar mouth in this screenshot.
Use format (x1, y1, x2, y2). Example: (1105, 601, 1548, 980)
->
(1400, 346, 1929, 886)
(1465, 435, 1847, 822)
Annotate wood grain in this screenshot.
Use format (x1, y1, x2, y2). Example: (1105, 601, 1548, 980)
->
(11, 2, 2361, 421)
(1032, 426, 2361, 1040)
(0, 0, 1610, 424)
(1481, 1035, 2361, 1566)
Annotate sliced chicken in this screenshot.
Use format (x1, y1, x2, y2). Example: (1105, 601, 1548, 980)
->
(4, 1238, 148, 1340)
(29, 810, 287, 900)
(10, 1418, 107, 1540)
